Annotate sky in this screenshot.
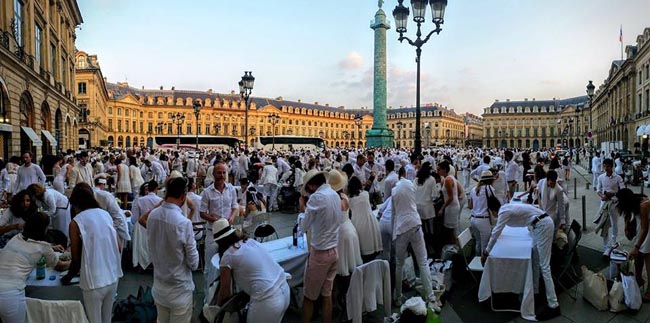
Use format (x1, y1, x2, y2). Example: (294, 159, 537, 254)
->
(75, 0, 650, 116)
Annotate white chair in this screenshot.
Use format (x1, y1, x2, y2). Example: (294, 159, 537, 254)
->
(457, 228, 483, 282)
(346, 259, 391, 323)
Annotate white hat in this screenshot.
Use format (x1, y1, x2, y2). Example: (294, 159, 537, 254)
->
(327, 169, 347, 192)
(169, 170, 183, 179)
(301, 169, 328, 197)
(212, 218, 236, 241)
(480, 170, 494, 181)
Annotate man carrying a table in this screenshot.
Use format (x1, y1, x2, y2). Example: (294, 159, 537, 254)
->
(482, 202, 561, 321)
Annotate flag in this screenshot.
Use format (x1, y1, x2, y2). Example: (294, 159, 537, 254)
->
(619, 25, 623, 42)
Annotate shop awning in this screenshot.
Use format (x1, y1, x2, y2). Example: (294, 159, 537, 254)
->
(41, 129, 57, 146)
(21, 126, 43, 146)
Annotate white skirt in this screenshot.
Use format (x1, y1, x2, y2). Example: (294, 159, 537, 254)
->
(337, 219, 363, 276)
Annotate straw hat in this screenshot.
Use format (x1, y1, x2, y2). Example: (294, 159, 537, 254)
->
(212, 218, 236, 241)
(480, 170, 494, 181)
(169, 170, 183, 179)
(327, 169, 348, 192)
(301, 169, 329, 196)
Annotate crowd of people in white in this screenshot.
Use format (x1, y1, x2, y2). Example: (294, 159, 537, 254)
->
(0, 144, 648, 322)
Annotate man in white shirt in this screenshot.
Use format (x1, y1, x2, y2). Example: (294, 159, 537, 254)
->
(68, 152, 94, 189)
(391, 166, 434, 306)
(536, 170, 567, 230)
(92, 176, 131, 243)
(14, 151, 46, 192)
(470, 155, 492, 183)
(594, 158, 626, 256)
(200, 162, 238, 269)
(147, 177, 199, 323)
(260, 158, 279, 212)
(591, 153, 602, 191)
(383, 159, 398, 202)
(298, 169, 341, 323)
(149, 159, 166, 183)
(483, 202, 560, 321)
(504, 150, 519, 197)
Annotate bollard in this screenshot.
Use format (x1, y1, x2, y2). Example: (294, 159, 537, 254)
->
(574, 178, 577, 199)
(582, 195, 587, 231)
(586, 182, 590, 190)
(516, 183, 520, 193)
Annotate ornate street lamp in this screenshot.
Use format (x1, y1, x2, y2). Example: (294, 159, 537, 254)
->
(586, 80, 595, 153)
(354, 114, 363, 148)
(171, 112, 185, 150)
(396, 121, 404, 149)
(239, 71, 255, 150)
(269, 113, 280, 151)
(393, 0, 447, 155)
(193, 100, 201, 151)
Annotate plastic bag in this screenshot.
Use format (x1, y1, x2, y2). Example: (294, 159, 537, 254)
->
(621, 273, 642, 310)
(581, 265, 608, 311)
(609, 280, 626, 312)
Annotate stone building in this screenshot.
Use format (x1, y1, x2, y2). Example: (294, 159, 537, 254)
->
(387, 104, 467, 148)
(481, 97, 588, 150)
(0, 0, 82, 160)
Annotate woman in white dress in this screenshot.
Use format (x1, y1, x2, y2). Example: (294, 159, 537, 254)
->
(491, 166, 509, 205)
(414, 162, 438, 257)
(347, 176, 382, 263)
(327, 169, 362, 276)
(128, 156, 145, 196)
(116, 158, 131, 209)
(617, 188, 650, 301)
(437, 160, 460, 245)
(53, 156, 74, 194)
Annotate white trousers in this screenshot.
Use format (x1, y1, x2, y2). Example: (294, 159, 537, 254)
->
(592, 171, 600, 190)
(603, 202, 620, 251)
(0, 289, 26, 323)
(156, 300, 193, 323)
(82, 282, 118, 323)
(470, 216, 492, 255)
(463, 171, 471, 191)
(394, 226, 433, 301)
(264, 183, 279, 211)
(247, 281, 290, 323)
(531, 218, 559, 308)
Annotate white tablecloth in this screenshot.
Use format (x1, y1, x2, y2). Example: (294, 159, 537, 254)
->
(26, 268, 87, 322)
(478, 226, 535, 321)
(205, 236, 308, 297)
(26, 268, 62, 287)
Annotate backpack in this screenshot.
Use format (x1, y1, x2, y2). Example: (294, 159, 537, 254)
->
(112, 286, 157, 323)
(562, 158, 569, 166)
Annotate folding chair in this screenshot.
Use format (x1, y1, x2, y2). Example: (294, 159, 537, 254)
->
(254, 223, 279, 242)
(457, 228, 483, 283)
(213, 291, 250, 323)
(553, 220, 582, 300)
(193, 221, 207, 271)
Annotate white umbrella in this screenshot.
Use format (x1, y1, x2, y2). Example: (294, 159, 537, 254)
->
(645, 125, 650, 135)
(637, 125, 646, 136)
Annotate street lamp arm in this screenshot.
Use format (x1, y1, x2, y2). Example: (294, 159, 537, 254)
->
(397, 34, 416, 46)
(420, 26, 442, 46)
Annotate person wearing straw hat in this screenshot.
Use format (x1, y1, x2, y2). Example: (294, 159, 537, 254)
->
(298, 169, 341, 323)
(147, 177, 199, 323)
(327, 169, 362, 277)
(213, 218, 290, 323)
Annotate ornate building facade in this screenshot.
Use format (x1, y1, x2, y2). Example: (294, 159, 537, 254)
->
(463, 112, 483, 147)
(0, 0, 82, 160)
(481, 97, 588, 150)
(387, 104, 467, 148)
(634, 28, 650, 153)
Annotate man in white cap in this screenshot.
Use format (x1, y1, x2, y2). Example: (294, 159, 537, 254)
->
(147, 177, 199, 323)
(93, 174, 131, 243)
(299, 169, 341, 323)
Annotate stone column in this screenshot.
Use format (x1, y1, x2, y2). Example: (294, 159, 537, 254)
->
(365, 5, 394, 148)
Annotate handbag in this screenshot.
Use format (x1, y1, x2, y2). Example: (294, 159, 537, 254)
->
(484, 186, 501, 210)
(609, 280, 626, 312)
(581, 265, 609, 311)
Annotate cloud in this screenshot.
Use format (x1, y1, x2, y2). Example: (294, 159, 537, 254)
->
(338, 51, 364, 70)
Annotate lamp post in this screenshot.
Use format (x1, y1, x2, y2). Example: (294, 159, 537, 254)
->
(249, 126, 256, 148)
(396, 121, 404, 149)
(424, 122, 431, 147)
(586, 80, 595, 154)
(446, 128, 450, 146)
(393, 0, 447, 156)
(171, 112, 185, 150)
(239, 71, 255, 151)
(193, 100, 201, 151)
(269, 113, 280, 151)
(354, 114, 363, 148)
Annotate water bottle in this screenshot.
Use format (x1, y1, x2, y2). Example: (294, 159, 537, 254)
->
(292, 223, 298, 247)
(36, 256, 46, 280)
(298, 233, 305, 249)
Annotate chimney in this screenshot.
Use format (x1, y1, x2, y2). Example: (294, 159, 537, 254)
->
(524, 98, 528, 101)
(298, 99, 301, 103)
(314, 101, 319, 105)
(103, 77, 107, 82)
(159, 86, 163, 90)
(532, 98, 535, 101)
(325, 104, 329, 107)
(231, 90, 235, 95)
(171, 86, 175, 90)
(506, 99, 510, 102)
(207, 89, 213, 94)
(495, 99, 499, 102)
(141, 86, 144, 90)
